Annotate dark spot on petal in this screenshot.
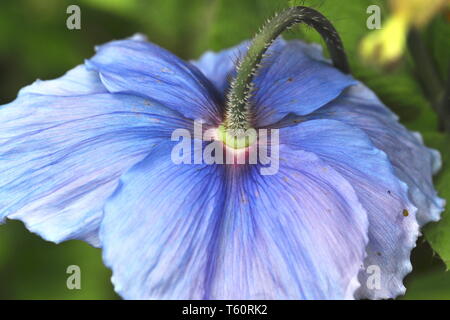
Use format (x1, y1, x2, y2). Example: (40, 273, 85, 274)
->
(287, 77, 293, 82)
(376, 252, 382, 256)
(403, 209, 409, 217)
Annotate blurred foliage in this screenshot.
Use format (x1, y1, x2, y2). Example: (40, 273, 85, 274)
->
(358, 0, 449, 69)
(426, 14, 450, 83)
(0, 221, 117, 299)
(424, 133, 450, 269)
(402, 238, 450, 300)
(0, 0, 448, 299)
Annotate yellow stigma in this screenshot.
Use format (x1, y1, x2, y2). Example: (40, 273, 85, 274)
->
(217, 125, 257, 149)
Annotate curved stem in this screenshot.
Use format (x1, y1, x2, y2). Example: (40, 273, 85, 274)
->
(224, 6, 350, 132)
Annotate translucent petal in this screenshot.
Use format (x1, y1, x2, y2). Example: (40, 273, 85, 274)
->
(101, 142, 368, 299)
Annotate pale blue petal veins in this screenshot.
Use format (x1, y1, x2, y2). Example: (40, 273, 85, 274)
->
(281, 119, 419, 299)
(309, 83, 445, 226)
(101, 142, 368, 300)
(251, 40, 356, 127)
(86, 37, 223, 124)
(0, 86, 190, 245)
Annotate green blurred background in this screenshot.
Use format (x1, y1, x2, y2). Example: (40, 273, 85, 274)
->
(0, 0, 448, 299)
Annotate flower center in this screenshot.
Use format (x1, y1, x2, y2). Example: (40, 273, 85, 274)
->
(217, 125, 257, 149)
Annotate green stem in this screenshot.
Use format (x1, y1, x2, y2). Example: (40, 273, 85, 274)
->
(224, 6, 350, 132)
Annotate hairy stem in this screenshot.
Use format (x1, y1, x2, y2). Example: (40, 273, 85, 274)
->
(224, 6, 350, 132)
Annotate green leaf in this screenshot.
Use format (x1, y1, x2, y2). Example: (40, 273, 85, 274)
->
(402, 268, 450, 300)
(423, 133, 450, 269)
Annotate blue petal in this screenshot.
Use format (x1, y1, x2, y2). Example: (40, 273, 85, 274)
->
(101, 142, 368, 299)
(193, 38, 355, 127)
(18, 64, 108, 96)
(251, 40, 356, 127)
(0, 74, 190, 246)
(281, 119, 419, 299)
(192, 40, 250, 94)
(86, 37, 222, 124)
(309, 83, 445, 227)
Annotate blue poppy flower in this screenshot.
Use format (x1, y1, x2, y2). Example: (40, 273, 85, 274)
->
(0, 21, 444, 299)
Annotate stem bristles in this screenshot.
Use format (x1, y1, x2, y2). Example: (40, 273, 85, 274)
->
(223, 6, 350, 132)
